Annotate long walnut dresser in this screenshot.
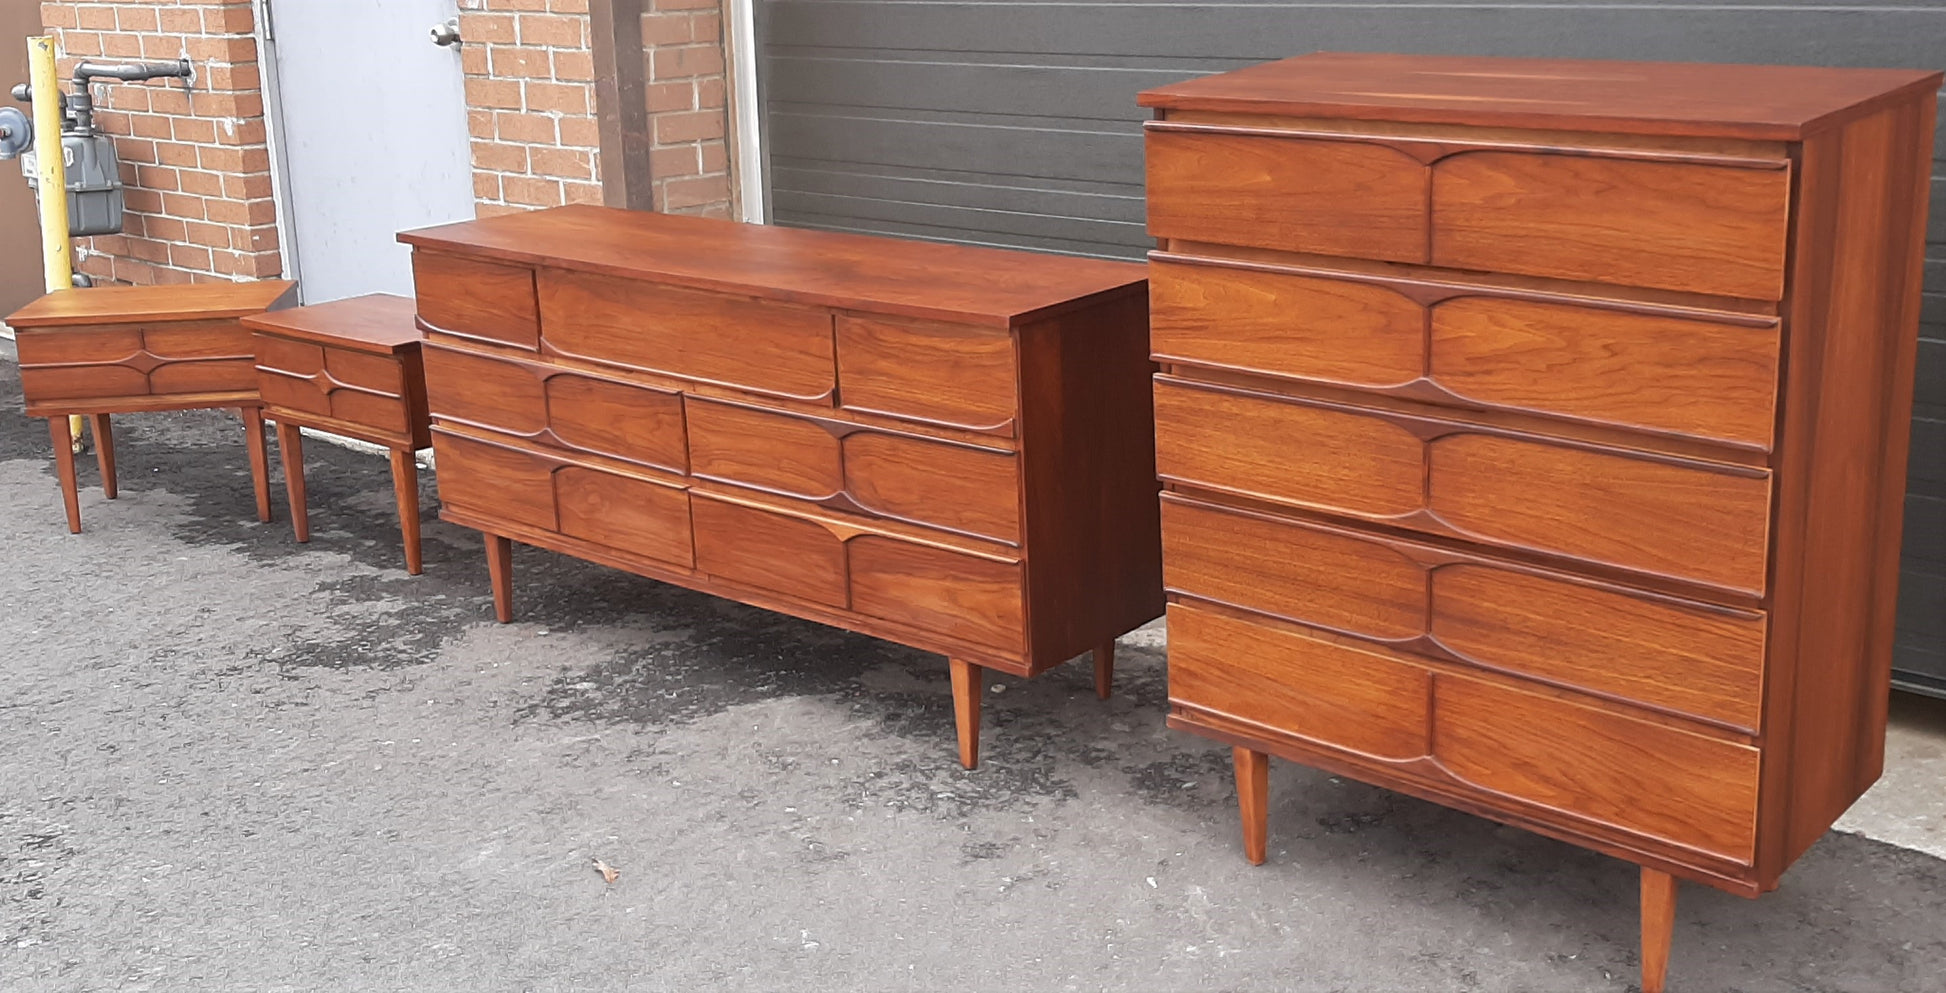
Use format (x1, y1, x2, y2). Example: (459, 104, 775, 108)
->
(1140, 53, 1938, 992)
(399, 206, 1160, 770)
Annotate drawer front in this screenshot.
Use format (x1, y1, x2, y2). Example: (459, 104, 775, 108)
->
(539, 270, 835, 403)
(19, 364, 150, 401)
(1168, 601, 1432, 761)
(412, 252, 539, 349)
(149, 358, 259, 395)
(424, 345, 686, 474)
(431, 430, 559, 532)
(835, 315, 1017, 436)
(1431, 152, 1790, 300)
(1433, 676, 1759, 862)
(1169, 603, 1759, 862)
(1146, 129, 1427, 263)
(1154, 377, 1772, 593)
(1153, 259, 1781, 448)
(14, 325, 142, 367)
(691, 494, 850, 607)
(555, 465, 693, 568)
(849, 535, 1023, 654)
(686, 397, 1021, 543)
(324, 349, 404, 396)
(17, 326, 149, 400)
(1161, 498, 1767, 729)
(1150, 259, 1422, 390)
(691, 493, 1026, 654)
(1429, 296, 1779, 447)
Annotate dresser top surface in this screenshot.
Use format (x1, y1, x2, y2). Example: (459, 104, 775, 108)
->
(399, 206, 1147, 328)
(242, 293, 421, 354)
(6, 280, 297, 329)
(1138, 52, 1942, 140)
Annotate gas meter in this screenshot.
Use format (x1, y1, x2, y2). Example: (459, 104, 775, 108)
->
(7, 58, 192, 238)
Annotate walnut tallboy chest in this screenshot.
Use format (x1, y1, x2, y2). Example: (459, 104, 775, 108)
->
(1140, 53, 1939, 992)
(400, 206, 1160, 768)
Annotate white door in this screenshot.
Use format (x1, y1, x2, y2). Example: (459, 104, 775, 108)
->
(263, 0, 474, 303)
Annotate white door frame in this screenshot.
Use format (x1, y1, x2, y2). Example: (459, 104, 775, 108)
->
(252, 0, 305, 296)
(725, 0, 766, 222)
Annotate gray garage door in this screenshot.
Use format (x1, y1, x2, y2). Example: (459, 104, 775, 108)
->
(756, 0, 1946, 694)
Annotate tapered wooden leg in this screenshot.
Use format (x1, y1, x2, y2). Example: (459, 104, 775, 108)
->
(89, 414, 116, 499)
(1093, 639, 1115, 700)
(1641, 867, 1678, 993)
(949, 657, 983, 770)
(1235, 746, 1270, 865)
(241, 407, 273, 523)
(48, 417, 81, 534)
(389, 449, 423, 575)
(485, 533, 514, 623)
(275, 421, 308, 543)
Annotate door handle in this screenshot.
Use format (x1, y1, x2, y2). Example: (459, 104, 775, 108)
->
(429, 18, 462, 48)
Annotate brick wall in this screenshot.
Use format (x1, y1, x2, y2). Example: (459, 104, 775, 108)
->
(34, 0, 742, 285)
(37, 0, 280, 285)
(457, 0, 604, 217)
(644, 0, 733, 216)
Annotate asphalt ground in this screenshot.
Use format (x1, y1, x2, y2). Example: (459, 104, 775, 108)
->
(2, 341, 1943, 992)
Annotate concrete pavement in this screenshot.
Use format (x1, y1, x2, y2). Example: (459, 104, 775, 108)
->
(2, 341, 1943, 993)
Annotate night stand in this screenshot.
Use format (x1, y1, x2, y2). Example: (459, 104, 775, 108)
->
(6, 280, 297, 533)
(243, 293, 432, 574)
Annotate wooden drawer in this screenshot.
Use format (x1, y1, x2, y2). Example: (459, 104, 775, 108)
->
(1431, 151, 1790, 300)
(1146, 128, 1428, 263)
(424, 344, 687, 475)
(431, 429, 559, 532)
(1153, 376, 1772, 593)
(16, 326, 150, 400)
(1161, 497, 1767, 729)
(1150, 258, 1781, 448)
(692, 493, 1025, 654)
(835, 315, 1017, 436)
(256, 334, 411, 435)
(539, 270, 836, 404)
(412, 251, 539, 349)
(432, 429, 692, 568)
(1168, 601, 1432, 761)
(554, 464, 693, 569)
(1169, 602, 1760, 862)
(1433, 675, 1759, 863)
(685, 396, 1020, 544)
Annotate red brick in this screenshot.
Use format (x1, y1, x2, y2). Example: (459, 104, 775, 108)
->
(468, 109, 496, 139)
(529, 145, 593, 180)
(170, 243, 214, 271)
(134, 165, 180, 192)
(128, 235, 172, 264)
(651, 144, 700, 179)
(182, 35, 255, 63)
(494, 111, 557, 144)
(659, 173, 730, 211)
(524, 81, 589, 114)
(172, 117, 217, 143)
(162, 193, 207, 220)
(76, 6, 116, 30)
(646, 81, 693, 113)
(502, 174, 562, 207)
(117, 7, 159, 31)
(60, 33, 102, 57)
(205, 63, 261, 93)
(697, 76, 726, 110)
(202, 5, 255, 34)
(460, 12, 518, 44)
(145, 215, 187, 241)
(123, 189, 165, 214)
(553, 50, 594, 82)
(654, 110, 724, 144)
(490, 45, 551, 80)
(461, 44, 489, 75)
(518, 13, 584, 47)
(474, 172, 502, 201)
(641, 13, 691, 46)
(177, 170, 224, 197)
(152, 266, 194, 286)
(557, 115, 601, 148)
(652, 43, 723, 81)
(184, 221, 231, 249)
(551, 0, 591, 13)
(653, 0, 719, 11)
(472, 140, 530, 172)
(42, 4, 79, 29)
(562, 181, 603, 205)
(690, 12, 722, 43)
(699, 139, 729, 174)
(158, 8, 203, 33)
(223, 172, 274, 200)
(148, 88, 191, 115)
(465, 77, 524, 111)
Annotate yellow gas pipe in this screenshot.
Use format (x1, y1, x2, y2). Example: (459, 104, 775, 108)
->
(26, 37, 85, 452)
